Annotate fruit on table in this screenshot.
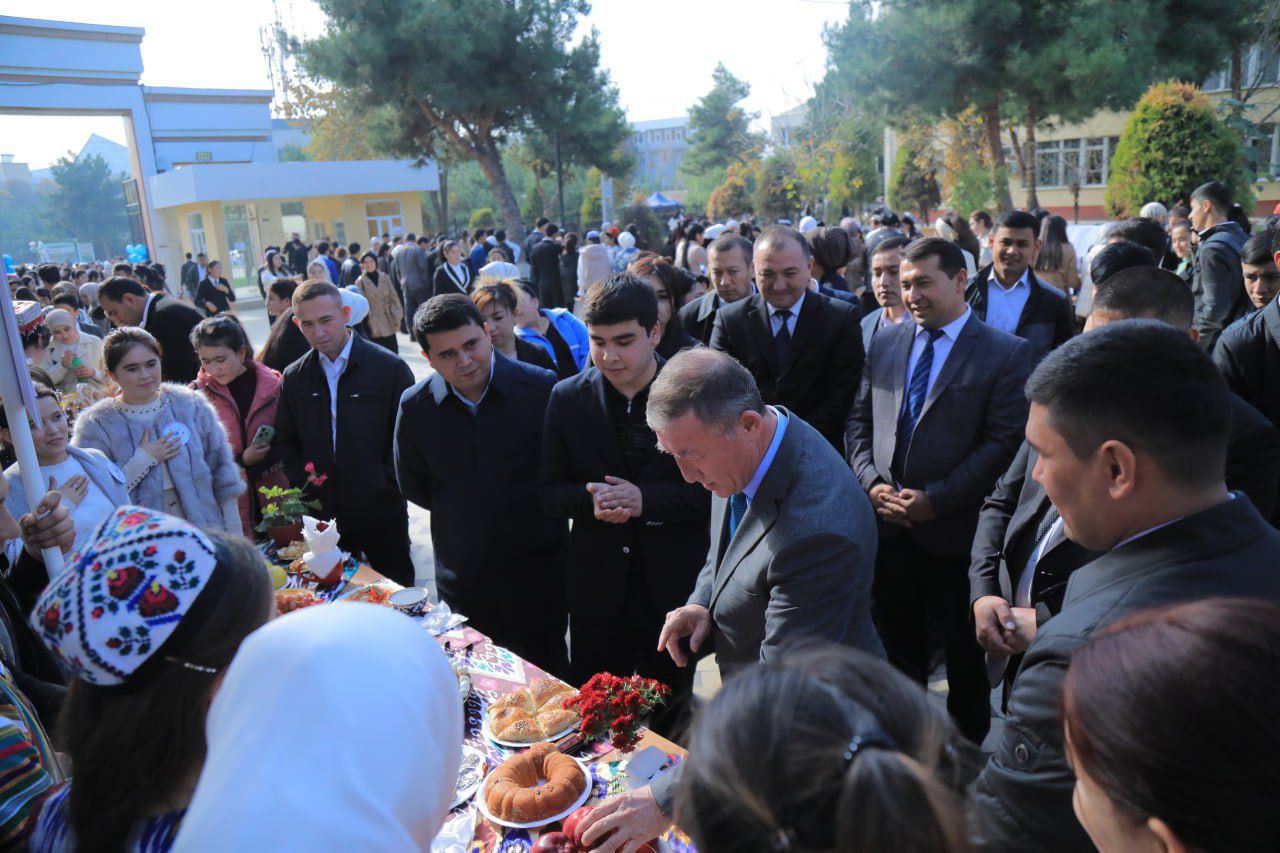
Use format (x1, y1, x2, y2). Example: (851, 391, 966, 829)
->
(267, 562, 287, 590)
(563, 807, 594, 846)
(531, 832, 576, 852)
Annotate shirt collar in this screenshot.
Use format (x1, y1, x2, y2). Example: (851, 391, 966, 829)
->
(767, 290, 805, 318)
(989, 266, 1030, 293)
(743, 407, 788, 502)
(880, 309, 906, 328)
(915, 306, 971, 342)
(449, 355, 496, 412)
(320, 330, 355, 369)
(141, 292, 160, 327)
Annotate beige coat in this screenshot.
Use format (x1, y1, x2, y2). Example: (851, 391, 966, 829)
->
(356, 271, 405, 339)
(1036, 242, 1081, 294)
(42, 330, 106, 393)
(576, 243, 613, 298)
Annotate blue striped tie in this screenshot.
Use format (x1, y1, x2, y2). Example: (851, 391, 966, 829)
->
(894, 328, 943, 477)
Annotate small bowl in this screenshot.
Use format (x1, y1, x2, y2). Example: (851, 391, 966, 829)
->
(388, 586, 431, 617)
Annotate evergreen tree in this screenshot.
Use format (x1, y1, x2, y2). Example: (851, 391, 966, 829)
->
(679, 64, 758, 184)
(43, 153, 129, 258)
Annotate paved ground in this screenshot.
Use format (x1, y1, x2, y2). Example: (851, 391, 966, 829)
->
(238, 297, 725, 700)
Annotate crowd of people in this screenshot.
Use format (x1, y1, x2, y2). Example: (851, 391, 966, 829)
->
(0, 176, 1278, 851)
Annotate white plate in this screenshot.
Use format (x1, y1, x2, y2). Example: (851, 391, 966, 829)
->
(480, 712, 579, 748)
(473, 754, 592, 829)
(451, 745, 487, 809)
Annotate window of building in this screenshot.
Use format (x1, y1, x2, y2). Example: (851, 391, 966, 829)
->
(1245, 123, 1280, 179)
(280, 201, 307, 239)
(365, 199, 405, 239)
(312, 221, 327, 242)
(333, 221, 346, 243)
(1034, 136, 1119, 188)
(186, 212, 206, 256)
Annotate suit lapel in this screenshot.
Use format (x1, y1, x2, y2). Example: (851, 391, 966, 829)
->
(918, 313, 979, 421)
(745, 296, 779, 376)
(968, 271, 990, 321)
(1015, 272, 1042, 334)
(585, 370, 628, 473)
(887, 321, 914, 425)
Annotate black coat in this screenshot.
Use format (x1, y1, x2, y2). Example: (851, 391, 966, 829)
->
(515, 336, 558, 373)
(286, 241, 311, 275)
(395, 354, 565, 620)
(539, 364, 710, 619)
(431, 262, 472, 298)
(971, 495, 1280, 851)
(1214, 297, 1280, 431)
(847, 312, 1031, 559)
(710, 291, 863, 453)
(965, 265, 1074, 366)
(678, 291, 721, 345)
(274, 333, 415, 526)
(529, 237, 564, 309)
(143, 295, 204, 383)
(259, 309, 312, 373)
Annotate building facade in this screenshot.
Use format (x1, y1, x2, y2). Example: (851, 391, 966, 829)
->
(0, 15, 437, 284)
(627, 117, 691, 193)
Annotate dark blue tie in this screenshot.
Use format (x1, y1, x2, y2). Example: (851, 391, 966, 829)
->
(729, 492, 748, 537)
(773, 309, 793, 365)
(893, 328, 944, 479)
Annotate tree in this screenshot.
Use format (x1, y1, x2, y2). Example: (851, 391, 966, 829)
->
(889, 135, 941, 220)
(0, 182, 47, 263)
(279, 80, 378, 161)
(290, 0, 628, 237)
(822, 0, 1269, 211)
(752, 152, 800, 223)
(1106, 82, 1252, 217)
(43, 153, 129, 258)
(468, 208, 497, 229)
(679, 64, 759, 188)
(707, 162, 754, 221)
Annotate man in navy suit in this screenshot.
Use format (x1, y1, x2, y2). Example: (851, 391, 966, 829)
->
(846, 237, 1031, 743)
(965, 210, 1074, 366)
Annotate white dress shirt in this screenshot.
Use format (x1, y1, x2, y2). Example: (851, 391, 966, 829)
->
(767, 290, 805, 337)
(140, 292, 160, 328)
(904, 306, 971, 398)
(320, 332, 355, 452)
(1016, 514, 1065, 608)
(985, 268, 1030, 335)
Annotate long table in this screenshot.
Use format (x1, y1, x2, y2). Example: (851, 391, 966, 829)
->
(265, 550, 692, 852)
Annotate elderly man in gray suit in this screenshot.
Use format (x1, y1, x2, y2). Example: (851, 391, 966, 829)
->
(574, 347, 881, 853)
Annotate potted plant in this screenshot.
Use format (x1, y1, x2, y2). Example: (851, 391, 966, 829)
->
(256, 483, 324, 547)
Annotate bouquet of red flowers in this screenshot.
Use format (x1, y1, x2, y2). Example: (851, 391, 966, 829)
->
(565, 672, 671, 753)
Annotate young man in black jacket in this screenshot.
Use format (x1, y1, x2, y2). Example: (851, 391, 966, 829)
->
(539, 273, 710, 733)
(274, 281, 416, 586)
(395, 295, 568, 671)
(97, 276, 204, 382)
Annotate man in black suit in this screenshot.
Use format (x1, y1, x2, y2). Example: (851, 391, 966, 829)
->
(274, 281, 416, 586)
(179, 252, 198, 300)
(846, 237, 1031, 744)
(523, 216, 550, 265)
(285, 234, 311, 277)
(529, 222, 565, 309)
(965, 209, 1074, 366)
(971, 266, 1280, 675)
(710, 226, 863, 452)
(97, 276, 204, 382)
(678, 233, 755, 345)
(971, 321, 1280, 851)
(540, 273, 710, 731)
(1214, 235, 1280, 430)
(395, 295, 567, 670)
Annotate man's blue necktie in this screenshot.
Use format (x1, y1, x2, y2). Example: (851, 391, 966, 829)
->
(893, 328, 944, 478)
(729, 492, 748, 537)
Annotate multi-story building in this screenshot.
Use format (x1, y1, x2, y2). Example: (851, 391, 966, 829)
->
(771, 104, 808, 148)
(627, 117, 691, 192)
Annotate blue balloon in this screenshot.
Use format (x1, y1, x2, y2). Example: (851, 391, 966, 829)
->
(1, 254, 13, 276)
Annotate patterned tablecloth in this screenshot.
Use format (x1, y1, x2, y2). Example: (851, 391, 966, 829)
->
(260, 542, 695, 851)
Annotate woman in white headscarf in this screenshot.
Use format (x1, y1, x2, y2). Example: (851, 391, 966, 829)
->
(174, 604, 463, 852)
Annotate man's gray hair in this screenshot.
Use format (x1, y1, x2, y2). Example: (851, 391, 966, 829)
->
(647, 348, 765, 433)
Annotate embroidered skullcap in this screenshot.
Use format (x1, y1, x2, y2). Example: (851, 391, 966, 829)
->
(14, 301, 44, 336)
(31, 506, 223, 686)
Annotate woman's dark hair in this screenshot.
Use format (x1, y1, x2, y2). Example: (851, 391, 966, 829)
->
(0, 380, 58, 431)
(676, 642, 977, 853)
(1036, 214, 1071, 272)
(562, 232, 580, 256)
(1062, 598, 1280, 851)
(190, 313, 252, 357)
(685, 222, 705, 244)
(471, 279, 518, 314)
(969, 209, 992, 229)
(943, 211, 982, 262)
(59, 532, 273, 852)
(103, 327, 161, 373)
(513, 279, 540, 303)
(583, 272, 659, 332)
(359, 250, 378, 267)
(628, 255, 684, 320)
(805, 226, 852, 277)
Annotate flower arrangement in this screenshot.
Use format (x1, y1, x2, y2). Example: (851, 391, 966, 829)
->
(564, 673, 671, 753)
(256, 484, 323, 532)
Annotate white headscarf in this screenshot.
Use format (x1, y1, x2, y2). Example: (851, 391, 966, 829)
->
(479, 260, 520, 281)
(341, 286, 370, 327)
(174, 604, 462, 852)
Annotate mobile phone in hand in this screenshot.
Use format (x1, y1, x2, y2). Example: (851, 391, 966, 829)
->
(251, 425, 274, 446)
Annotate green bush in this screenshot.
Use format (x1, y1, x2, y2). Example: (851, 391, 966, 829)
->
(889, 141, 940, 218)
(1106, 82, 1253, 217)
(467, 207, 497, 229)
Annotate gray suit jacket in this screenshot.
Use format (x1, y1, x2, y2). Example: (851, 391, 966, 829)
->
(394, 244, 431, 294)
(846, 311, 1031, 558)
(688, 408, 882, 671)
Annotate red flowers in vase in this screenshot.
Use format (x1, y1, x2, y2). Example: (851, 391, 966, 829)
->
(565, 673, 670, 753)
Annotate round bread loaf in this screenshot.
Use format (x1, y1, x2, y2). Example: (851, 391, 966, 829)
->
(483, 743, 587, 823)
